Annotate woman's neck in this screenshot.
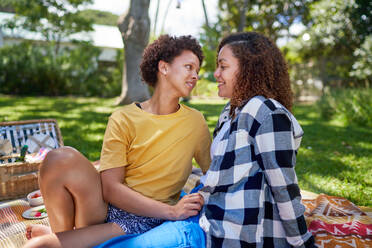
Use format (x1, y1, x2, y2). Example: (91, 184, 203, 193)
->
(140, 88, 180, 115)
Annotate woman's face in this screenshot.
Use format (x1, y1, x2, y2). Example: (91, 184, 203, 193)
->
(214, 45, 239, 99)
(164, 50, 200, 97)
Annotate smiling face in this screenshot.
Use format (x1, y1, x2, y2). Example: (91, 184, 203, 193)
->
(214, 45, 240, 99)
(163, 50, 200, 97)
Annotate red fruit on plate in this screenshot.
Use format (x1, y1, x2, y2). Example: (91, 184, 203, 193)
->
(35, 212, 41, 217)
(32, 193, 41, 199)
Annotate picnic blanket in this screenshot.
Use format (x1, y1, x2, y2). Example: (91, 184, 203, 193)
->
(1, 188, 371, 247)
(0, 199, 49, 248)
(302, 194, 372, 248)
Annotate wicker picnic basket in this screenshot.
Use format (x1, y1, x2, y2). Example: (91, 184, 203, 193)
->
(0, 119, 63, 200)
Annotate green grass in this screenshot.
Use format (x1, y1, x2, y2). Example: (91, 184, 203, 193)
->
(1, 95, 371, 207)
(293, 103, 372, 207)
(0, 96, 119, 160)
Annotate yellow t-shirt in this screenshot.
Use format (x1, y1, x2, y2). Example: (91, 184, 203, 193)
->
(99, 103, 211, 205)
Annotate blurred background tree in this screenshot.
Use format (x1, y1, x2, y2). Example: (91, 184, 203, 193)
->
(198, 0, 371, 93)
(0, 0, 122, 97)
(288, 0, 372, 89)
(2, 0, 93, 55)
(195, 0, 372, 127)
(78, 9, 119, 26)
(216, 0, 312, 42)
(117, 0, 151, 105)
(0, 0, 371, 125)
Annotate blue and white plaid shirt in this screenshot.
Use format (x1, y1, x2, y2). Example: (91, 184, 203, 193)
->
(199, 96, 315, 248)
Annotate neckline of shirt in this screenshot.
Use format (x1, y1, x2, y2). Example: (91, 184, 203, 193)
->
(131, 102, 185, 118)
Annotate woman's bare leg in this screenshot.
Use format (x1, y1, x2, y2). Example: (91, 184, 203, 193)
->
(28, 146, 107, 237)
(24, 222, 125, 248)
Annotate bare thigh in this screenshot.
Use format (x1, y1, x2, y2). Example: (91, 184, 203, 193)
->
(39, 147, 107, 232)
(24, 222, 125, 248)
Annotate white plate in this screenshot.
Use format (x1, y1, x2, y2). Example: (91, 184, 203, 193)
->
(22, 205, 48, 220)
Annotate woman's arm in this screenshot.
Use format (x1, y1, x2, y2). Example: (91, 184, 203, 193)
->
(100, 114, 203, 221)
(101, 167, 204, 221)
(194, 115, 212, 174)
(254, 110, 314, 248)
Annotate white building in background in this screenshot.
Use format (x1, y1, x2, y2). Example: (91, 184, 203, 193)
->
(0, 12, 123, 63)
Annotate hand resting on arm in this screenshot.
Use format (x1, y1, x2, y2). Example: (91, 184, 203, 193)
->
(101, 167, 204, 221)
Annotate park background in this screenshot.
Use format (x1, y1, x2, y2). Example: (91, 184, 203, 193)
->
(0, 0, 371, 207)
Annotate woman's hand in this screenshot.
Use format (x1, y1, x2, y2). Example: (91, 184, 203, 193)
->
(170, 193, 204, 220)
(102, 168, 206, 220)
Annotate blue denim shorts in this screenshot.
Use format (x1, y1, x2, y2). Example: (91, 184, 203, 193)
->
(96, 185, 206, 248)
(96, 216, 205, 248)
(105, 204, 164, 234)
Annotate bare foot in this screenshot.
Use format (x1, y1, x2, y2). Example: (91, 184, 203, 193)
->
(26, 224, 52, 240)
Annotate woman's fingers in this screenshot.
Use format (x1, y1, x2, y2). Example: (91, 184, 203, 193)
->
(182, 201, 202, 209)
(172, 193, 205, 220)
(182, 193, 203, 204)
(186, 210, 199, 217)
(185, 202, 202, 211)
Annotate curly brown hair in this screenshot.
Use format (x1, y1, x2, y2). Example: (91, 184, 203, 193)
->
(140, 34, 204, 87)
(218, 32, 293, 115)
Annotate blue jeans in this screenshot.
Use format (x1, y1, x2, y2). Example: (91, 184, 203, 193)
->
(94, 185, 206, 248)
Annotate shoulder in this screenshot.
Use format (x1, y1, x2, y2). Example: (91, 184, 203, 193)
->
(240, 96, 291, 122)
(238, 96, 302, 137)
(181, 104, 206, 122)
(110, 104, 137, 120)
(107, 104, 139, 132)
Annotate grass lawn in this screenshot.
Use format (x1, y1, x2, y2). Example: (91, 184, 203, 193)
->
(1, 95, 371, 207)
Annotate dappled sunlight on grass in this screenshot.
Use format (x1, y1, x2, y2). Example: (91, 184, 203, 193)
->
(0, 95, 116, 161)
(294, 104, 372, 206)
(357, 141, 372, 150)
(301, 173, 371, 206)
(329, 118, 348, 127)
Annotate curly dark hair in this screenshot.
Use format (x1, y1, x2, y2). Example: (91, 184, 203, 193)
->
(218, 32, 293, 115)
(140, 35, 204, 87)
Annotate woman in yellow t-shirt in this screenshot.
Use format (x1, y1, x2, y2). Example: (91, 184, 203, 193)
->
(24, 35, 211, 248)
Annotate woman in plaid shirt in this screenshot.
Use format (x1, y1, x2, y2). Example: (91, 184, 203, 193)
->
(198, 32, 315, 247)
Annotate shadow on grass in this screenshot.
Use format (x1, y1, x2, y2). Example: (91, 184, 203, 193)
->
(294, 105, 372, 206)
(1, 96, 115, 160)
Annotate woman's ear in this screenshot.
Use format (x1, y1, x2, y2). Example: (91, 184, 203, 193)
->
(158, 60, 168, 76)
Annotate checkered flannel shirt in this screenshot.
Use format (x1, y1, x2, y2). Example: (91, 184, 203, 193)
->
(199, 96, 315, 248)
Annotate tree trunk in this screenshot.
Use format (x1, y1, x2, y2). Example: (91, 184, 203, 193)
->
(238, 0, 248, 32)
(0, 29, 4, 47)
(201, 0, 210, 29)
(117, 0, 151, 105)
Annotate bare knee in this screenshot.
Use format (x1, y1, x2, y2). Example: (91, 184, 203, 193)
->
(39, 146, 100, 197)
(40, 147, 81, 179)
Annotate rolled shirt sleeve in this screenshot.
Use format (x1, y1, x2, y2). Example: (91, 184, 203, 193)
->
(99, 115, 129, 172)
